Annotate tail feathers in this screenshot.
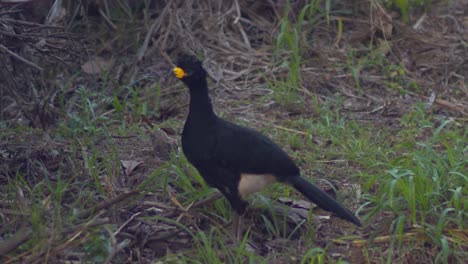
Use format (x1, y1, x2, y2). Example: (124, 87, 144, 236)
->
(288, 176, 361, 227)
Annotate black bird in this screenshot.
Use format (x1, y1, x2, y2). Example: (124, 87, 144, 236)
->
(173, 54, 361, 234)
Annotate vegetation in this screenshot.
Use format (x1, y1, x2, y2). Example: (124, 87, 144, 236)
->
(0, 0, 466, 263)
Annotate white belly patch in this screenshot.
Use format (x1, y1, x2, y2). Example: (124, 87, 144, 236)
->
(238, 173, 277, 197)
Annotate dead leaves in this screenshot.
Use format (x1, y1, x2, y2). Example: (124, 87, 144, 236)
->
(278, 197, 315, 224)
(120, 160, 144, 177)
(372, 3, 393, 39)
(81, 57, 112, 75)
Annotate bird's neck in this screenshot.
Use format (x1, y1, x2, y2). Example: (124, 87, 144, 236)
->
(187, 79, 217, 124)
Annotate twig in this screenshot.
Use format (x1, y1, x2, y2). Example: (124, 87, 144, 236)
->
(233, 0, 251, 49)
(0, 18, 62, 28)
(98, 8, 118, 30)
(0, 43, 43, 71)
(136, 2, 172, 61)
(314, 159, 348, 163)
(9, 218, 109, 264)
(162, 192, 223, 219)
(187, 191, 223, 210)
(77, 190, 139, 219)
(0, 208, 30, 215)
(270, 124, 308, 136)
(412, 13, 427, 30)
(0, 226, 30, 255)
(408, 91, 467, 116)
(0, 29, 36, 39)
(0, 217, 109, 257)
(113, 212, 142, 236)
(335, 232, 423, 247)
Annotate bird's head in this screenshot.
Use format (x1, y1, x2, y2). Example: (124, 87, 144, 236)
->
(173, 54, 207, 87)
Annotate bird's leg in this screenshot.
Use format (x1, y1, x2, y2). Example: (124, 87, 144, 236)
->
(218, 187, 248, 241)
(232, 212, 243, 241)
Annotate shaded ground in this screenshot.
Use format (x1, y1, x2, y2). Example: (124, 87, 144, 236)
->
(0, 1, 466, 263)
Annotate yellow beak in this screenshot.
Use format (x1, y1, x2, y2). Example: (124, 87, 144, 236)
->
(173, 67, 186, 79)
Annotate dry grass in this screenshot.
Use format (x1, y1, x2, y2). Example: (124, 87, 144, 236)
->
(0, 0, 466, 263)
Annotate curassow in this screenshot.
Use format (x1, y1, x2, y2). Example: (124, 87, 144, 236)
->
(173, 54, 361, 235)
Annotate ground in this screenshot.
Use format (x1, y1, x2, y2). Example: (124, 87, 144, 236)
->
(0, 1, 466, 263)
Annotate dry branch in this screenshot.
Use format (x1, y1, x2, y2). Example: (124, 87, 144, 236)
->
(77, 190, 139, 219)
(0, 218, 109, 257)
(0, 43, 43, 71)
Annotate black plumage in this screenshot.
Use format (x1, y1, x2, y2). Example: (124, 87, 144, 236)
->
(174, 54, 361, 227)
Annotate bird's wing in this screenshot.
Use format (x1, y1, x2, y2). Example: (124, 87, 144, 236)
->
(209, 120, 299, 177)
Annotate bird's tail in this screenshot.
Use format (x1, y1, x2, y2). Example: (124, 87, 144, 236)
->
(287, 176, 361, 227)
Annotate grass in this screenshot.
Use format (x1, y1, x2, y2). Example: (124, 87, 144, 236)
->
(272, 0, 338, 106)
(387, 0, 433, 22)
(272, 1, 308, 106)
(265, 103, 465, 262)
(267, 9, 466, 256)
(1, 82, 465, 263)
(1, 1, 465, 263)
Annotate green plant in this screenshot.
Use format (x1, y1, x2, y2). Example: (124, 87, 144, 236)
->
(59, 86, 112, 138)
(363, 115, 466, 262)
(300, 247, 326, 264)
(387, 0, 433, 23)
(83, 229, 113, 262)
(273, 1, 329, 106)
